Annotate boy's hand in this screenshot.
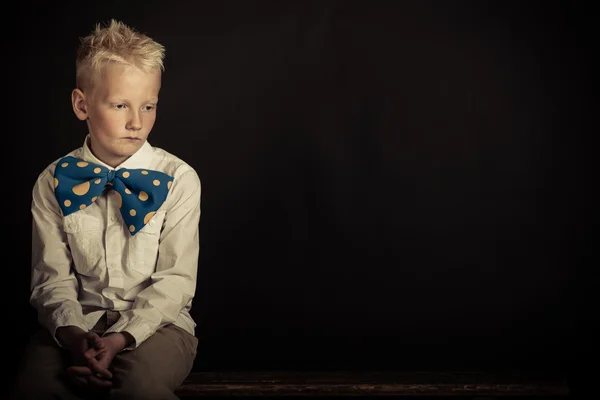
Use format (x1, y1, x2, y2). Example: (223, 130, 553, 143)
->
(67, 332, 134, 389)
(67, 335, 116, 388)
(56, 326, 106, 366)
(56, 326, 113, 385)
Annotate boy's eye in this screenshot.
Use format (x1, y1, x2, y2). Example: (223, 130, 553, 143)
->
(114, 104, 126, 110)
(144, 105, 155, 111)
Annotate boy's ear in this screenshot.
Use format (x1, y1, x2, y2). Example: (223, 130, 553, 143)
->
(72, 89, 88, 120)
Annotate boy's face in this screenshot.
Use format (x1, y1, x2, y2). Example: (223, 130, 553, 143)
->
(73, 62, 161, 167)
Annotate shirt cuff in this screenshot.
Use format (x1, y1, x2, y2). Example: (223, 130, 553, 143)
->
(103, 315, 152, 351)
(50, 310, 89, 349)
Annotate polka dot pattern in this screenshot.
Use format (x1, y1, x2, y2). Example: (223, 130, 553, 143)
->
(53, 156, 174, 235)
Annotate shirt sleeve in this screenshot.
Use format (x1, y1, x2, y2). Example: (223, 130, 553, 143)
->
(104, 167, 201, 349)
(30, 168, 89, 347)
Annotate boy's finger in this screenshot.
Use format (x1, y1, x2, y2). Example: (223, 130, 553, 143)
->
(67, 365, 93, 377)
(83, 347, 101, 361)
(84, 331, 99, 341)
(88, 357, 113, 379)
(87, 375, 113, 388)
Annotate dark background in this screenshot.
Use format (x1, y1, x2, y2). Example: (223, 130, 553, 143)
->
(8, 0, 595, 390)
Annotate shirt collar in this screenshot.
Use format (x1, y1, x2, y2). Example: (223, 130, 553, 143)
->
(80, 134, 154, 170)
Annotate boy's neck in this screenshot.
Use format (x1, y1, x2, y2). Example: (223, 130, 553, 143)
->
(86, 136, 132, 168)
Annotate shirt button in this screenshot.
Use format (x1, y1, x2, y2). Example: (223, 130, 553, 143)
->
(111, 216, 118, 222)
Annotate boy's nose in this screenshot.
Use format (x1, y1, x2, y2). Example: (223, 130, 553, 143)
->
(127, 113, 142, 130)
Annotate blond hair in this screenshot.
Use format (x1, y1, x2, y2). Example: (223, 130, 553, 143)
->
(75, 19, 165, 91)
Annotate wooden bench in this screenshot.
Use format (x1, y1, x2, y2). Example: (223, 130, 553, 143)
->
(175, 370, 570, 398)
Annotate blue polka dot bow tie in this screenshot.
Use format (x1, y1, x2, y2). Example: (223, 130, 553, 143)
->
(53, 156, 174, 235)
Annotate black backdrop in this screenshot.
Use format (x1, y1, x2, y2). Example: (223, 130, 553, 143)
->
(9, 0, 594, 383)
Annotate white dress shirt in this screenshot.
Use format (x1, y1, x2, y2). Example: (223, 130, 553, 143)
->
(30, 136, 201, 350)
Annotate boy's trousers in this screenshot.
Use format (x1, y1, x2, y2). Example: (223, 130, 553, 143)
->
(11, 310, 198, 400)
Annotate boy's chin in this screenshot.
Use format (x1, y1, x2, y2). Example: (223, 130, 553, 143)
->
(117, 140, 144, 150)
(107, 146, 143, 160)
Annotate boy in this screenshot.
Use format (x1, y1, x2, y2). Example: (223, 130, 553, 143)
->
(11, 19, 200, 400)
